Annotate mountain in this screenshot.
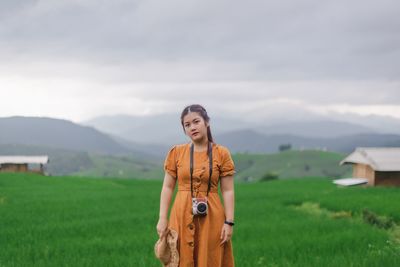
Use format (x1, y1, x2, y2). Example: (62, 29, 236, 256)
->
(327, 134, 400, 152)
(1, 116, 391, 179)
(328, 112, 400, 134)
(83, 114, 381, 145)
(110, 135, 169, 159)
(2, 115, 399, 157)
(216, 130, 400, 153)
(216, 130, 322, 153)
(0, 116, 132, 155)
(259, 120, 376, 138)
(83, 114, 186, 145)
(82, 114, 254, 145)
(0, 116, 166, 177)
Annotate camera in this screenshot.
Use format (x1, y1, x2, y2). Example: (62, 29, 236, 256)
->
(192, 197, 208, 216)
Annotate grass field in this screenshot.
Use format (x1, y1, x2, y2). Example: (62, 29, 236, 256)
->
(0, 173, 399, 266)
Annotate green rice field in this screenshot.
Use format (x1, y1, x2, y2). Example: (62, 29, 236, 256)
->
(0, 173, 399, 266)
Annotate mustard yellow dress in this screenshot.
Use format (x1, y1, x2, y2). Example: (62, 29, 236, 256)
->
(164, 142, 235, 267)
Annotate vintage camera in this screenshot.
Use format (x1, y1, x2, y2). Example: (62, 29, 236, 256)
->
(192, 197, 208, 216)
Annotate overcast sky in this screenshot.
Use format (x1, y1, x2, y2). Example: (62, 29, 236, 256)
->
(0, 0, 399, 122)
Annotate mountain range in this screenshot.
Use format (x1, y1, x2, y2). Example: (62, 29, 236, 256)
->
(1, 114, 399, 178)
(0, 116, 128, 155)
(88, 115, 369, 144)
(216, 129, 400, 153)
(1, 115, 400, 156)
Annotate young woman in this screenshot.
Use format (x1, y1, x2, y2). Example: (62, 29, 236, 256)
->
(157, 104, 236, 267)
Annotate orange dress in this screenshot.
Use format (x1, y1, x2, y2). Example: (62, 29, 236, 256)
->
(164, 142, 235, 267)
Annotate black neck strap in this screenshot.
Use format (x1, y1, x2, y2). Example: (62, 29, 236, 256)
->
(190, 142, 213, 197)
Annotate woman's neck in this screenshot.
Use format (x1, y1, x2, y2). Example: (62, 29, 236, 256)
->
(191, 138, 209, 152)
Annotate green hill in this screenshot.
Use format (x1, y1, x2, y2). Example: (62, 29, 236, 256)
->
(233, 150, 351, 181)
(0, 144, 163, 178)
(0, 173, 399, 266)
(0, 144, 352, 180)
(72, 153, 163, 179)
(73, 149, 350, 181)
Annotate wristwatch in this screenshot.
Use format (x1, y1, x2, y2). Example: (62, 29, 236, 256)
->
(224, 220, 235, 226)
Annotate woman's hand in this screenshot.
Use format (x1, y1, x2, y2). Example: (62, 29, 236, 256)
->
(220, 223, 233, 245)
(157, 217, 169, 240)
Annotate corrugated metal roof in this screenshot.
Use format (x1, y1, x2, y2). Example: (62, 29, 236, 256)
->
(340, 147, 400, 171)
(333, 178, 368, 186)
(0, 156, 49, 164)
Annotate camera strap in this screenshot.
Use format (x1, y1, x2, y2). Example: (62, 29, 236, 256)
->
(190, 141, 213, 198)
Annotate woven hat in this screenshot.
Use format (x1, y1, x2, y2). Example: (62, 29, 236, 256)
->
(154, 228, 179, 267)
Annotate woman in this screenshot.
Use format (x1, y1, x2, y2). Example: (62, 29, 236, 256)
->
(157, 104, 236, 267)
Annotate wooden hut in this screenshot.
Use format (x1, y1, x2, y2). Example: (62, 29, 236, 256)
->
(340, 148, 400, 187)
(0, 156, 49, 175)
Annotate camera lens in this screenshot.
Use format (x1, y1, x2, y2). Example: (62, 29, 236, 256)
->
(197, 202, 207, 213)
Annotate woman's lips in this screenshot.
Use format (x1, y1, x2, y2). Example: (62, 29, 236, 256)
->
(192, 132, 199, 136)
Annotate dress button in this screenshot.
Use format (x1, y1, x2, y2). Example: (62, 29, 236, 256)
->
(188, 241, 194, 247)
(189, 224, 194, 230)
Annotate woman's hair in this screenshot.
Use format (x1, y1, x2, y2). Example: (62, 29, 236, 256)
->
(181, 104, 214, 143)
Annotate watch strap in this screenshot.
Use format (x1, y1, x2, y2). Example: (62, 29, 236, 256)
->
(224, 220, 235, 226)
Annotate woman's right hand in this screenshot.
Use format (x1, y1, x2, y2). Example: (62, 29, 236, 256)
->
(157, 217, 168, 240)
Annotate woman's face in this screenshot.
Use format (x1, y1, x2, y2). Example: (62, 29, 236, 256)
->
(182, 112, 209, 142)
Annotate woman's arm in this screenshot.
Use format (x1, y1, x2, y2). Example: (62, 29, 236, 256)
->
(220, 175, 235, 221)
(157, 172, 176, 239)
(220, 175, 235, 245)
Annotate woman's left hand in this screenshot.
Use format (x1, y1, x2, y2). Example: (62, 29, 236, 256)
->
(220, 223, 233, 245)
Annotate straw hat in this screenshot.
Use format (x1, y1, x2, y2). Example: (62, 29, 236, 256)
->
(154, 228, 179, 267)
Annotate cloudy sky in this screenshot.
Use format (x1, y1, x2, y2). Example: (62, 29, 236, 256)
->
(0, 0, 399, 122)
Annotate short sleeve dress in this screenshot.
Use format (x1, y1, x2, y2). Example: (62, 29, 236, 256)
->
(164, 142, 235, 267)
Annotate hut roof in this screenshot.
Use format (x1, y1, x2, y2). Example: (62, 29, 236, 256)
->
(0, 156, 49, 165)
(340, 147, 400, 171)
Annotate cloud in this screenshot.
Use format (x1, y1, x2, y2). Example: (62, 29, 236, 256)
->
(1, 0, 399, 78)
(0, 0, 399, 121)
